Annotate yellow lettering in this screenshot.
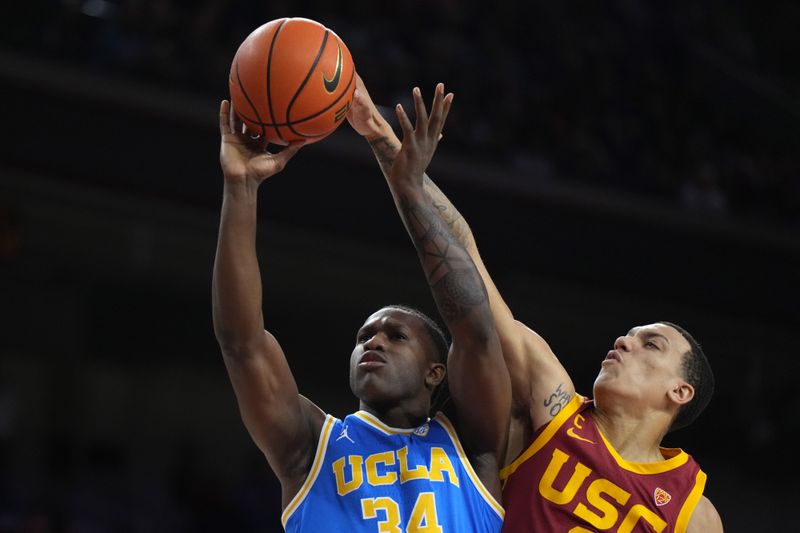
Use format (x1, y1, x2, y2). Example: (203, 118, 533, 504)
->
(428, 447, 459, 487)
(568, 528, 595, 533)
(618, 504, 667, 533)
(398, 446, 429, 483)
(573, 478, 631, 529)
(539, 448, 592, 505)
(407, 492, 443, 533)
(333, 455, 363, 496)
(366, 451, 397, 486)
(361, 497, 401, 533)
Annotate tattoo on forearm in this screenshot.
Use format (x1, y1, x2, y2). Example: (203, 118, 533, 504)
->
(367, 136, 399, 175)
(367, 139, 474, 251)
(544, 383, 572, 417)
(400, 195, 486, 321)
(423, 176, 473, 249)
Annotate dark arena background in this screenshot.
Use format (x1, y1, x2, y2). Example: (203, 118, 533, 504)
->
(1, 1, 798, 531)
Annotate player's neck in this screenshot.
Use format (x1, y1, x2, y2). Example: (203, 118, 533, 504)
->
(359, 401, 430, 429)
(592, 406, 669, 463)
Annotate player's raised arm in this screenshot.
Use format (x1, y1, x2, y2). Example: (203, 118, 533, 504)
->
(212, 100, 323, 501)
(348, 77, 573, 437)
(383, 84, 511, 494)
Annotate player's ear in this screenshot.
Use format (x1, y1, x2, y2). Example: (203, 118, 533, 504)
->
(426, 362, 446, 389)
(668, 380, 694, 407)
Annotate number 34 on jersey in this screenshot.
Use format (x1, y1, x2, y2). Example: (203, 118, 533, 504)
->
(361, 492, 442, 533)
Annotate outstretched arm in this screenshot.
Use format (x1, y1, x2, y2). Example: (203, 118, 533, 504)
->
(213, 101, 323, 503)
(348, 77, 574, 444)
(384, 84, 511, 495)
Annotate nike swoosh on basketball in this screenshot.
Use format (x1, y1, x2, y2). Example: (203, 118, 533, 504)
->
(323, 43, 343, 93)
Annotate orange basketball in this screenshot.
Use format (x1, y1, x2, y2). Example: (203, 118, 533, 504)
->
(229, 17, 356, 145)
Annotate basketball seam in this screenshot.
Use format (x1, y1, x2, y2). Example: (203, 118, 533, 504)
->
(234, 61, 266, 140)
(285, 30, 331, 138)
(286, 64, 355, 137)
(233, 64, 355, 130)
(266, 18, 289, 144)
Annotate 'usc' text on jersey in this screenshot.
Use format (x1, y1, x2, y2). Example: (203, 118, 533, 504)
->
(500, 396, 706, 533)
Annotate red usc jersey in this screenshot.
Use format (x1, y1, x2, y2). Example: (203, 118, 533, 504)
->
(500, 396, 706, 532)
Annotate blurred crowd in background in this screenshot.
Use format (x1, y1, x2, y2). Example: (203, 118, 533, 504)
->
(0, 436, 282, 533)
(4, 0, 799, 225)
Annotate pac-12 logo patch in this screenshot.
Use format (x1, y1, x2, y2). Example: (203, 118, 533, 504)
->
(413, 423, 430, 437)
(654, 487, 672, 507)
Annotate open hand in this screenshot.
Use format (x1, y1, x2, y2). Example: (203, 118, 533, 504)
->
(390, 84, 454, 188)
(218, 100, 303, 185)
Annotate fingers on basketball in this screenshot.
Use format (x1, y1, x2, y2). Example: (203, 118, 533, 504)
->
(219, 100, 232, 135)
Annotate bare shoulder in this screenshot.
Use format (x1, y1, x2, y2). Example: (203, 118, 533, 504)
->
(514, 321, 571, 383)
(687, 496, 723, 533)
(290, 394, 327, 471)
(499, 321, 576, 463)
(298, 394, 327, 433)
(278, 395, 328, 508)
(513, 321, 575, 427)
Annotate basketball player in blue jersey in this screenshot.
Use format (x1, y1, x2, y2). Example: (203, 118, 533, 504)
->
(213, 88, 510, 532)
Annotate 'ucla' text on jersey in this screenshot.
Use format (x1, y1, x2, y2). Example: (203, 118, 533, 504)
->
(282, 411, 504, 532)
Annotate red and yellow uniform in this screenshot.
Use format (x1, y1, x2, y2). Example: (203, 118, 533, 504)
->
(500, 396, 706, 532)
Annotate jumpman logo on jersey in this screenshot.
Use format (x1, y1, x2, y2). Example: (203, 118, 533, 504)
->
(336, 424, 355, 444)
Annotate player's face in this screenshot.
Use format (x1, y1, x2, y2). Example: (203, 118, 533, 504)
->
(594, 323, 692, 410)
(349, 308, 442, 409)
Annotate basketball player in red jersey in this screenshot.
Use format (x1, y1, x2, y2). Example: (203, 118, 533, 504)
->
(348, 75, 723, 532)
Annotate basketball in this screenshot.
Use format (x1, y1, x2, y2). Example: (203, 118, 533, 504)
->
(228, 17, 356, 145)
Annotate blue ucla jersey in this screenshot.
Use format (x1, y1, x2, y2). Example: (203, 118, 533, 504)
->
(282, 411, 504, 532)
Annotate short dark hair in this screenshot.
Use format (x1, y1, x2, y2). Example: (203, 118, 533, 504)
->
(659, 321, 714, 432)
(385, 304, 450, 414)
(385, 304, 448, 365)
